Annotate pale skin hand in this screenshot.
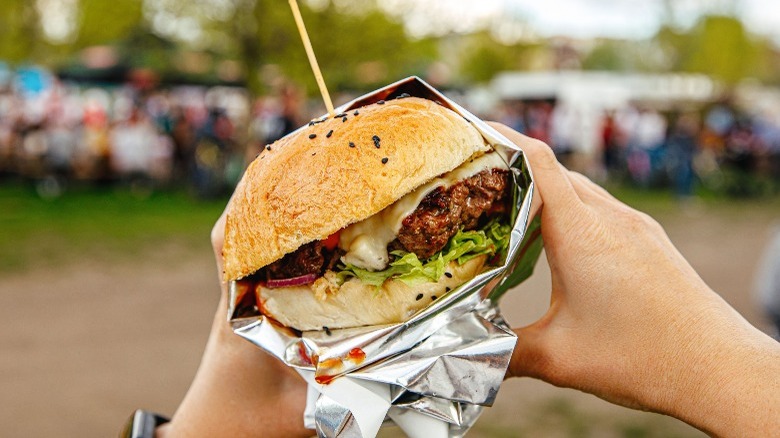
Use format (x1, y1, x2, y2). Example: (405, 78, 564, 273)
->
(156, 212, 312, 438)
(491, 123, 780, 437)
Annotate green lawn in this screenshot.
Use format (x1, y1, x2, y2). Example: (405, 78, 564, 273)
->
(0, 183, 227, 273)
(1, 181, 778, 274)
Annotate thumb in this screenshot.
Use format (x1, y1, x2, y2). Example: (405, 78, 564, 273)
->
(508, 322, 548, 379)
(506, 299, 561, 380)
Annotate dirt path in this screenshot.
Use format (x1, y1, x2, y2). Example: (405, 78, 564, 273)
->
(0, 205, 776, 437)
(0, 250, 217, 437)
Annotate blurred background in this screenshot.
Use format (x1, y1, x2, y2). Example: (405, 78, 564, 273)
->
(1, 0, 779, 436)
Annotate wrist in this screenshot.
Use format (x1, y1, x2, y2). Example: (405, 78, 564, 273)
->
(120, 410, 170, 438)
(166, 316, 310, 437)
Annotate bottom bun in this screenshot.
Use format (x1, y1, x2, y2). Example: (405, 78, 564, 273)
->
(256, 255, 487, 331)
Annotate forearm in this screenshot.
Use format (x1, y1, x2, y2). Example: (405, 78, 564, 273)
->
(656, 297, 780, 436)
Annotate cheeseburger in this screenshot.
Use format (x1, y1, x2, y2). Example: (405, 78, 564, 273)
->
(224, 96, 512, 331)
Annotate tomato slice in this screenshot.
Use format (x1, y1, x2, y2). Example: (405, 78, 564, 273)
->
(322, 231, 341, 250)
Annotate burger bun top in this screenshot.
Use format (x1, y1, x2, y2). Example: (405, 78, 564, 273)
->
(223, 97, 489, 281)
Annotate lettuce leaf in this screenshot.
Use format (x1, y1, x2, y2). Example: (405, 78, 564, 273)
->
(336, 219, 511, 288)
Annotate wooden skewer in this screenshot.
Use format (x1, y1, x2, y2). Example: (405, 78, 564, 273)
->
(288, 0, 335, 117)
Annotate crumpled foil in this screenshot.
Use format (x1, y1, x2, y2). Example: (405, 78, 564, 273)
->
(228, 76, 542, 437)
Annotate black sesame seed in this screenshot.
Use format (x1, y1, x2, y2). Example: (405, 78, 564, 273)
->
(377, 100, 385, 105)
(415, 293, 423, 301)
(335, 113, 347, 118)
(353, 110, 359, 116)
(312, 152, 316, 156)
(326, 130, 333, 138)
(381, 157, 388, 164)
(445, 287, 451, 292)
(397, 93, 410, 99)
(342, 116, 347, 122)
(431, 295, 438, 301)
(309, 134, 317, 139)
(372, 135, 381, 148)
(266, 145, 271, 151)
(348, 142, 355, 148)
(308, 121, 315, 126)
(323, 326, 332, 336)
(444, 272, 452, 278)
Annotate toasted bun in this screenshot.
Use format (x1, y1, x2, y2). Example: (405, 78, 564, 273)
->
(223, 97, 488, 281)
(257, 256, 486, 331)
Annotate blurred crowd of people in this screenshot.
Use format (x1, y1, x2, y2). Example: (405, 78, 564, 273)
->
(493, 99, 780, 199)
(2, 69, 780, 200)
(0, 74, 311, 199)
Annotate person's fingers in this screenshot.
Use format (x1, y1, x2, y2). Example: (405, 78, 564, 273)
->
(567, 171, 615, 207)
(567, 171, 619, 204)
(488, 122, 582, 212)
(211, 210, 228, 281)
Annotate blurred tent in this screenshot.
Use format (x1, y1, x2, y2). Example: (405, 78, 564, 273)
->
(491, 71, 718, 154)
(56, 28, 246, 88)
(492, 71, 716, 108)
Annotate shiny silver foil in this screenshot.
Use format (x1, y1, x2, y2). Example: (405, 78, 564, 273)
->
(229, 77, 541, 437)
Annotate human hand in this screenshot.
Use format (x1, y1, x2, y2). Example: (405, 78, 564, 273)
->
(491, 123, 780, 436)
(159, 211, 310, 437)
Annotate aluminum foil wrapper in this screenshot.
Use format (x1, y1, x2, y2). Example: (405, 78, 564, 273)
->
(228, 77, 542, 437)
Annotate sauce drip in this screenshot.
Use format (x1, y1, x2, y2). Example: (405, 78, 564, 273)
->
(315, 357, 343, 385)
(347, 348, 366, 363)
(315, 374, 336, 385)
(298, 342, 312, 366)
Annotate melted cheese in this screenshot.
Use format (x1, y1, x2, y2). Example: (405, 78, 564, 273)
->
(339, 148, 509, 271)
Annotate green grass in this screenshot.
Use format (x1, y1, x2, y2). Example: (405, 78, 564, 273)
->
(1, 181, 778, 274)
(0, 183, 227, 273)
(606, 183, 780, 219)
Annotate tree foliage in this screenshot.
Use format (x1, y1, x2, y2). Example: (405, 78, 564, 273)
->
(209, 0, 437, 93)
(73, 0, 144, 49)
(3, 1, 779, 90)
(458, 32, 538, 84)
(670, 15, 764, 84)
(583, 14, 778, 85)
(0, 1, 45, 63)
(0, 0, 437, 93)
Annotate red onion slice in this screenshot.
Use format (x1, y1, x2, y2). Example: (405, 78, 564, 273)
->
(266, 273, 318, 288)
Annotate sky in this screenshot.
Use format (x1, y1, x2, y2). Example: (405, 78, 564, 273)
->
(380, 0, 780, 42)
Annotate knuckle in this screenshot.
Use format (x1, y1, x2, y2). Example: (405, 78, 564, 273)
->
(625, 211, 647, 230)
(618, 207, 661, 235)
(526, 140, 558, 171)
(637, 211, 658, 227)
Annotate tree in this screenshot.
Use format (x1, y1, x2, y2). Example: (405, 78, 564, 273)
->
(0, 1, 45, 63)
(458, 32, 538, 84)
(72, 0, 145, 49)
(683, 15, 759, 84)
(208, 0, 437, 93)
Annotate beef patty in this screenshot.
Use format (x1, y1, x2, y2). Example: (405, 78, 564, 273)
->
(394, 168, 509, 259)
(264, 168, 510, 280)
